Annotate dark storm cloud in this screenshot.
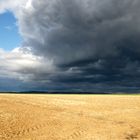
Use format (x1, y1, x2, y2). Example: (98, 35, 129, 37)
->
(15, 0, 140, 92)
(23, 0, 140, 63)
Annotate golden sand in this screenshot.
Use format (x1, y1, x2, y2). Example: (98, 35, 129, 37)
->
(0, 94, 139, 140)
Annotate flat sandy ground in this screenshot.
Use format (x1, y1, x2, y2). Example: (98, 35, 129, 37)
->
(0, 94, 139, 140)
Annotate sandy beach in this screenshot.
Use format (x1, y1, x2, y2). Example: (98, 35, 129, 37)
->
(0, 94, 139, 140)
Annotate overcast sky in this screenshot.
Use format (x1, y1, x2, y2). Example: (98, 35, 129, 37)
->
(0, 0, 140, 92)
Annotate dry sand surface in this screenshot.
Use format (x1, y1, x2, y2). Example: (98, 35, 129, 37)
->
(0, 94, 139, 140)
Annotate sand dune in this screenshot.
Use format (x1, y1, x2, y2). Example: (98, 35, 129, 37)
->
(0, 94, 139, 140)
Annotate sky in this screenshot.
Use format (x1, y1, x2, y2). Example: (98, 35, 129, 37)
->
(0, 12, 21, 51)
(0, 0, 140, 92)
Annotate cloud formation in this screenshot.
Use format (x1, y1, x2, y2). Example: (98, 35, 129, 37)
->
(1, 0, 140, 92)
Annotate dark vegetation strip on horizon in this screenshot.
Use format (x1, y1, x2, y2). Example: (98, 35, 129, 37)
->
(0, 91, 140, 95)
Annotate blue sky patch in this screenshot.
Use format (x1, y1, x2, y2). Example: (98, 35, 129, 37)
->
(0, 11, 22, 51)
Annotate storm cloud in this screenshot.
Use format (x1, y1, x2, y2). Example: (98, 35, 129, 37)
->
(1, 0, 140, 92)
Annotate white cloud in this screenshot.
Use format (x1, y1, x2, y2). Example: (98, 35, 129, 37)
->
(0, 0, 26, 13)
(0, 47, 55, 81)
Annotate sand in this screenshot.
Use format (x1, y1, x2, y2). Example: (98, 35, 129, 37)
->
(0, 94, 139, 140)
